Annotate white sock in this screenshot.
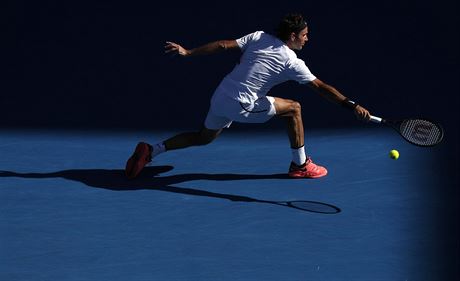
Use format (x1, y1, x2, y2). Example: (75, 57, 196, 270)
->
(291, 146, 306, 166)
(152, 142, 166, 158)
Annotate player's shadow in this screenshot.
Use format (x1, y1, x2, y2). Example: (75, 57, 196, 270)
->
(0, 166, 340, 213)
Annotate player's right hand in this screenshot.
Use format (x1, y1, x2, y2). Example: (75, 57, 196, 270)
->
(354, 105, 371, 122)
(164, 41, 190, 57)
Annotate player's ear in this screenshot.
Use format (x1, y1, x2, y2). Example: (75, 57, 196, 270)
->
(290, 32, 296, 41)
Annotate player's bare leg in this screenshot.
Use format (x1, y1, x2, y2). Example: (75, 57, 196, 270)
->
(163, 128, 222, 150)
(273, 97, 304, 149)
(125, 128, 221, 179)
(273, 97, 327, 178)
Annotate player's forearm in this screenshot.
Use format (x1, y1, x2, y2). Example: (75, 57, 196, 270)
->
(187, 40, 232, 56)
(310, 79, 370, 119)
(314, 82, 347, 105)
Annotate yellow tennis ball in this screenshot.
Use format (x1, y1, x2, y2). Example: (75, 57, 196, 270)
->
(389, 149, 399, 160)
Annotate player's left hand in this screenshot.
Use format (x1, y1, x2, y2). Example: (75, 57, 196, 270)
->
(164, 41, 190, 57)
(354, 105, 371, 121)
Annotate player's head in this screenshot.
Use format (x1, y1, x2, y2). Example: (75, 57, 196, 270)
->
(276, 13, 309, 50)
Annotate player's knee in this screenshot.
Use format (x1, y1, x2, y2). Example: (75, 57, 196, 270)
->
(292, 101, 301, 115)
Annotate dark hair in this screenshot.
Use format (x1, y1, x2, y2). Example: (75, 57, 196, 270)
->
(275, 13, 308, 42)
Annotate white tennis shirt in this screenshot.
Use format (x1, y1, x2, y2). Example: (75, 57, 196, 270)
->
(215, 31, 317, 103)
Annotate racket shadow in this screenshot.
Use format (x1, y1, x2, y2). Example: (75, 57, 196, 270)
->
(0, 166, 340, 214)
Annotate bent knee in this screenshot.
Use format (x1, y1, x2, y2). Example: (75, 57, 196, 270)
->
(291, 101, 301, 114)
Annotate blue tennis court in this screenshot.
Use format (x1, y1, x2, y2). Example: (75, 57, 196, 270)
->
(0, 128, 456, 280)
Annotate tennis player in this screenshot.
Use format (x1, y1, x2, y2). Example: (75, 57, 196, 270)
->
(125, 13, 371, 179)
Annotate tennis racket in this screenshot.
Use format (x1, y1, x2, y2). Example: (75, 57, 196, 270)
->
(369, 115, 444, 147)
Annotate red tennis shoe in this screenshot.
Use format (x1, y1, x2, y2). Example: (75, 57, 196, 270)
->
(288, 157, 328, 178)
(125, 142, 153, 179)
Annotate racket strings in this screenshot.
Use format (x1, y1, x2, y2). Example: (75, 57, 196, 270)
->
(400, 119, 443, 146)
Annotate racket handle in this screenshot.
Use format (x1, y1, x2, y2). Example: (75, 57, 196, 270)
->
(369, 115, 383, 123)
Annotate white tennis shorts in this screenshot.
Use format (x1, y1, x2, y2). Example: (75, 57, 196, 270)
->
(204, 92, 277, 130)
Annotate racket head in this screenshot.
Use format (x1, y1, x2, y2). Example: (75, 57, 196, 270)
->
(385, 118, 444, 147)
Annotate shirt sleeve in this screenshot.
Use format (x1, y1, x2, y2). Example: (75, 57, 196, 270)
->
(236, 31, 264, 51)
(286, 58, 317, 84)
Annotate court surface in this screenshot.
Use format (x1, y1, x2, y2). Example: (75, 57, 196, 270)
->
(0, 128, 457, 281)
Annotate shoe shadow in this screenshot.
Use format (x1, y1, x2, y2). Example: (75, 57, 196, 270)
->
(0, 166, 340, 214)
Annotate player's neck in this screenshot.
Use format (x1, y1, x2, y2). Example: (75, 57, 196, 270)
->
(285, 41, 296, 50)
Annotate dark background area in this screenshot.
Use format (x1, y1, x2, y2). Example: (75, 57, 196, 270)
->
(3, 0, 460, 278)
(4, 0, 459, 132)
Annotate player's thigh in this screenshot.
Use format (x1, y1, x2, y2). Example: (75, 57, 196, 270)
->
(273, 97, 300, 117)
(199, 127, 222, 143)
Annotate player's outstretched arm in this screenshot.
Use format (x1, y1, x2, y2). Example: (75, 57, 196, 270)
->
(164, 40, 239, 57)
(308, 78, 371, 121)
